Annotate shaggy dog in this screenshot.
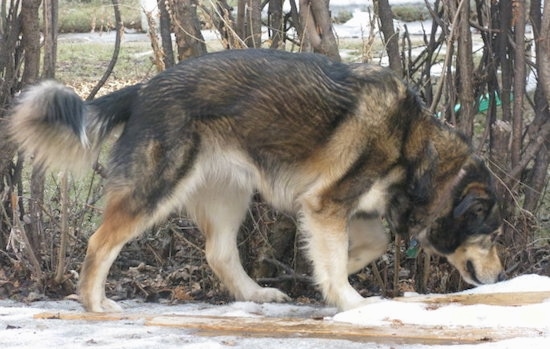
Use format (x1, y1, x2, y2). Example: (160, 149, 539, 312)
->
(9, 49, 504, 312)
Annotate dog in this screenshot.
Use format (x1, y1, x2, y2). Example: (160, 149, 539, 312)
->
(9, 49, 504, 312)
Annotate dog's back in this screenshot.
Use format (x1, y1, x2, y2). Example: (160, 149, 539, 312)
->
(97, 49, 419, 214)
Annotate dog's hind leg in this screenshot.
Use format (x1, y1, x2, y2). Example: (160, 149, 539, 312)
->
(78, 125, 204, 312)
(186, 182, 291, 303)
(79, 189, 146, 312)
(347, 213, 389, 275)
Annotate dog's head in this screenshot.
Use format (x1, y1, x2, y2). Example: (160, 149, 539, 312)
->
(420, 157, 504, 285)
(389, 156, 504, 286)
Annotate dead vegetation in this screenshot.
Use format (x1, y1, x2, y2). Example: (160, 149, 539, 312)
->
(1, 188, 548, 307)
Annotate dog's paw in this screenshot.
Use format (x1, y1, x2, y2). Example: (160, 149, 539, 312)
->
(100, 298, 123, 312)
(85, 297, 123, 313)
(340, 296, 384, 312)
(247, 287, 291, 303)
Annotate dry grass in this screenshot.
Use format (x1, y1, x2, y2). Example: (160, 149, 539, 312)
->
(59, 0, 142, 33)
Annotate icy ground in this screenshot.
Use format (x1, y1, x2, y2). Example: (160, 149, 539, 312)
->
(1, 274, 549, 349)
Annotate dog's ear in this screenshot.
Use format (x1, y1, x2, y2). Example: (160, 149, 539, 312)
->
(453, 192, 487, 218)
(453, 188, 497, 235)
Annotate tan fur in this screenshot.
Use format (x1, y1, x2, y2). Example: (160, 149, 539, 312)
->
(79, 190, 145, 312)
(347, 217, 388, 275)
(446, 234, 503, 286)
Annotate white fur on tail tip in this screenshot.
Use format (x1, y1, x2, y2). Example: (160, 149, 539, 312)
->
(9, 81, 96, 175)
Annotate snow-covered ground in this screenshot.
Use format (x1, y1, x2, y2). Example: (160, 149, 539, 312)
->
(1, 274, 549, 349)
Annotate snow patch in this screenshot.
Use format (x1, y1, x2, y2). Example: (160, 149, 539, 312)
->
(1, 274, 549, 348)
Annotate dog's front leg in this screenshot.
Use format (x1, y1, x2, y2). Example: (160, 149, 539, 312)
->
(347, 214, 388, 275)
(300, 205, 365, 311)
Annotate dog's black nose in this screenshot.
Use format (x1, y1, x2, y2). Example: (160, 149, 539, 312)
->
(497, 272, 506, 282)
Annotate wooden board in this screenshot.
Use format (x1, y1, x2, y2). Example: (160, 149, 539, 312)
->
(34, 291, 550, 345)
(395, 291, 550, 306)
(145, 314, 545, 344)
(34, 311, 545, 345)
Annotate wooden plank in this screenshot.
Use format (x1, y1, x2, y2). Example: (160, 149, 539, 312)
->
(34, 311, 546, 345)
(33, 292, 550, 344)
(145, 314, 544, 344)
(395, 291, 550, 306)
(35, 312, 144, 322)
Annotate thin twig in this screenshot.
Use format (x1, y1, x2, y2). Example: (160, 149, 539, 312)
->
(259, 257, 313, 284)
(86, 0, 123, 100)
(8, 193, 43, 280)
(430, 0, 467, 115)
(370, 261, 386, 294)
(393, 234, 401, 297)
(54, 173, 69, 284)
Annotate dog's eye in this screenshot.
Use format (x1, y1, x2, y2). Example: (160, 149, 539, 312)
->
(472, 204, 486, 216)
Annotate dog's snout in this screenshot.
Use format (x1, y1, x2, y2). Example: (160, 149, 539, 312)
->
(465, 260, 481, 285)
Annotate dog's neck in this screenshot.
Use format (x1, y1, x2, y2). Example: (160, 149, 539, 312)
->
(405, 158, 470, 258)
(400, 114, 472, 236)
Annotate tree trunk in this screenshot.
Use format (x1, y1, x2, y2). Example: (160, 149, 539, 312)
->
(236, 0, 246, 39)
(511, 0, 525, 173)
(159, 0, 175, 68)
(232, 0, 262, 48)
(209, 0, 244, 49)
(488, 0, 513, 216)
(523, 0, 550, 212)
(244, 0, 262, 48)
(20, 0, 41, 84)
(268, 0, 284, 49)
(0, 0, 22, 251)
(376, 0, 401, 75)
(42, 0, 58, 79)
(299, 0, 340, 61)
(19, 0, 44, 274)
(170, 0, 207, 60)
(538, 0, 550, 107)
(498, 1, 513, 125)
(456, 0, 474, 138)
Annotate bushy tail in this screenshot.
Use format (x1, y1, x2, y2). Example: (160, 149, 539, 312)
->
(9, 80, 141, 174)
